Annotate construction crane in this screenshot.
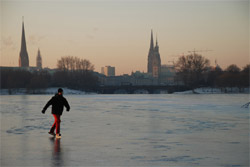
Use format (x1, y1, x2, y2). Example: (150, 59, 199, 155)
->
(188, 48, 213, 55)
(168, 53, 186, 65)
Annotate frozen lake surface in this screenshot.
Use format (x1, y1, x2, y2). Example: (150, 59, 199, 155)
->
(0, 94, 249, 167)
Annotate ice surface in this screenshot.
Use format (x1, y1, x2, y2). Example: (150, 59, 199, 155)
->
(0, 94, 249, 166)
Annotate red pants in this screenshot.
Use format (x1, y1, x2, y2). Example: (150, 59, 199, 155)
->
(50, 114, 61, 134)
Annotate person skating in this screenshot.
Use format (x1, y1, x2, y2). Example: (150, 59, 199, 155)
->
(42, 88, 70, 138)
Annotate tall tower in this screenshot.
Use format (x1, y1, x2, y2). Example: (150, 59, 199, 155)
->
(147, 30, 154, 73)
(19, 17, 29, 67)
(36, 48, 42, 68)
(147, 30, 161, 78)
(152, 36, 161, 78)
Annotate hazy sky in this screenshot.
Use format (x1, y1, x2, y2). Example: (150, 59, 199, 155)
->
(1, 0, 249, 75)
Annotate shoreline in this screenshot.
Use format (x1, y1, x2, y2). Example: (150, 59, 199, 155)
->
(0, 87, 249, 95)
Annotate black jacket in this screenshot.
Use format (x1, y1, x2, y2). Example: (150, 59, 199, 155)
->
(43, 94, 70, 115)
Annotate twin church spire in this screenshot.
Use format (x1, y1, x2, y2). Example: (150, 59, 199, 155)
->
(149, 30, 159, 51)
(147, 30, 161, 78)
(19, 17, 42, 68)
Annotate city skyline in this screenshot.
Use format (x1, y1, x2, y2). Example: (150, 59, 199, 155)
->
(1, 0, 249, 75)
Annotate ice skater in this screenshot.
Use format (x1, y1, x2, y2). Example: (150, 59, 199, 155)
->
(42, 88, 70, 138)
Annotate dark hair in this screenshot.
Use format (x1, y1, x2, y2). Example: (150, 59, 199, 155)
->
(58, 88, 63, 93)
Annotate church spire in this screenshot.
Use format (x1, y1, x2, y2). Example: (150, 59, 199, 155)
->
(21, 18, 27, 53)
(156, 34, 158, 46)
(154, 35, 159, 52)
(19, 17, 29, 67)
(36, 48, 42, 68)
(150, 29, 154, 50)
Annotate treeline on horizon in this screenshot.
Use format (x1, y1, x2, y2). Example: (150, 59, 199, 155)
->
(174, 54, 249, 91)
(0, 55, 249, 93)
(0, 56, 99, 93)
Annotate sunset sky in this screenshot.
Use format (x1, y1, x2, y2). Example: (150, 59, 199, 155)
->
(1, 0, 249, 75)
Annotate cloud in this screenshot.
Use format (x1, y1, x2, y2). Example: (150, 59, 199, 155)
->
(85, 27, 99, 39)
(3, 36, 13, 46)
(2, 36, 16, 50)
(28, 35, 46, 45)
(86, 34, 95, 39)
(93, 27, 99, 32)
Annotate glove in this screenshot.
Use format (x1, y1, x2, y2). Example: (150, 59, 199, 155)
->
(41, 109, 46, 114)
(66, 108, 70, 112)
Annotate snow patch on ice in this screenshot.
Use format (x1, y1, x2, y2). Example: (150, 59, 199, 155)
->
(44, 87, 86, 95)
(0, 87, 86, 95)
(174, 87, 249, 94)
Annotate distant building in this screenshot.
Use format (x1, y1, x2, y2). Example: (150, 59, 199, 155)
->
(19, 18, 29, 67)
(213, 60, 222, 72)
(98, 71, 159, 86)
(0, 66, 56, 74)
(101, 66, 115, 76)
(147, 30, 161, 78)
(160, 64, 176, 85)
(36, 48, 42, 68)
(206, 60, 222, 72)
(131, 71, 158, 85)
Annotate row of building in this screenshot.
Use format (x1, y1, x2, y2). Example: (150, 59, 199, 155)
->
(99, 65, 176, 86)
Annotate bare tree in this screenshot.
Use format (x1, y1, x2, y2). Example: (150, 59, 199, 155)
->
(57, 56, 94, 71)
(226, 64, 240, 73)
(56, 56, 97, 90)
(175, 53, 210, 87)
(242, 64, 250, 73)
